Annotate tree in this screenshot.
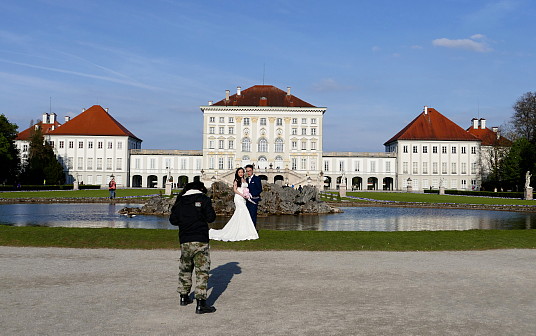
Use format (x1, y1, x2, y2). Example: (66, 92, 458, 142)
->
(499, 138, 536, 191)
(512, 91, 536, 143)
(0, 114, 20, 185)
(20, 126, 65, 185)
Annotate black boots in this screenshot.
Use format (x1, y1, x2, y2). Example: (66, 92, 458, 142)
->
(195, 299, 216, 314)
(179, 294, 193, 306)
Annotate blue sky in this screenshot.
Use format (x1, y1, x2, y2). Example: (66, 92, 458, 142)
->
(1, 0, 535, 151)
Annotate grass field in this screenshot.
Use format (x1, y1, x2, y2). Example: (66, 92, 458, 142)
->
(322, 191, 536, 206)
(1, 226, 535, 251)
(0, 189, 172, 199)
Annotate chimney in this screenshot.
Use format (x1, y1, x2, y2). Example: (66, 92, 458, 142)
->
(472, 118, 479, 129)
(42, 113, 48, 123)
(237, 87, 241, 96)
(82, 108, 86, 112)
(208, 101, 213, 106)
(34, 125, 39, 130)
(64, 116, 71, 123)
(423, 106, 428, 115)
(479, 118, 486, 129)
(51, 125, 55, 131)
(49, 113, 56, 124)
(492, 126, 498, 133)
(225, 90, 230, 101)
(105, 108, 109, 113)
(259, 97, 268, 106)
(287, 87, 291, 95)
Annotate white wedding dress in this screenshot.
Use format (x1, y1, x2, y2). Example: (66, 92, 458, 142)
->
(209, 183, 259, 241)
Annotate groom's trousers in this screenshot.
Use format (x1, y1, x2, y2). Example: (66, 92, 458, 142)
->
(177, 242, 211, 300)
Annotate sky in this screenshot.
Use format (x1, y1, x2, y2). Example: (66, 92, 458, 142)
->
(1, 0, 535, 151)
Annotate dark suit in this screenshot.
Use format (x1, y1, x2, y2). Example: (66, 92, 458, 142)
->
(246, 174, 262, 227)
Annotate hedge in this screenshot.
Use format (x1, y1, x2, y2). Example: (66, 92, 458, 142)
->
(424, 189, 523, 198)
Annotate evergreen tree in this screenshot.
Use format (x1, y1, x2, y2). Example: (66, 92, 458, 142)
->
(21, 126, 65, 185)
(499, 138, 536, 191)
(0, 114, 20, 185)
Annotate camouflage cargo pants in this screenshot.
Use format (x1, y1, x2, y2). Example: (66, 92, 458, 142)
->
(177, 242, 210, 300)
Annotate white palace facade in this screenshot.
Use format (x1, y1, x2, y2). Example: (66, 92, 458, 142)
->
(16, 84, 508, 191)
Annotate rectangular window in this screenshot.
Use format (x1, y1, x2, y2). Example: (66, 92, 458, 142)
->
(196, 159, 201, 171)
(403, 146, 408, 153)
(311, 142, 316, 150)
(451, 146, 456, 154)
(302, 128, 307, 135)
(219, 117, 225, 123)
(227, 157, 233, 170)
(292, 158, 297, 170)
(301, 118, 307, 124)
(260, 118, 266, 126)
(422, 162, 428, 174)
(461, 179, 467, 189)
(228, 140, 234, 149)
(59, 141, 64, 149)
(23, 144, 28, 152)
(461, 162, 467, 174)
(324, 161, 329, 172)
(355, 161, 360, 172)
(150, 158, 155, 169)
(134, 158, 140, 169)
(422, 146, 428, 153)
(386, 161, 391, 173)
(243, 118, 250, 126)
(442, 162, 447, 174)
(412, 162, 418, 174)
(451, 163, 457, 174)
(370, 161, 376, 173)
(209, 117, 215, 123)
(339, 161, 344, 172)
(106, 158, 113, 170)
(219, 127, 224, 134)
(432, 162, 438, 174)
(229, 117, 234, 123)
(292, 118, 297, 124)
(471, 162, 477, 174)
(292, 141, 297, 149)
(432, 146, 438, 153)
(209, 127, 215, 134)
(69, 141, 74, 149)
(413, 146, 418, 153)
(311, 128, 317, 135)
(471, 146, 477, 154)
(180, 158, 187, 170)
(301, 158, 307, 170)
(209, 140, 214, 149)
(403, 162, 408, 174)
(219, 140, 224, 149)
(77, 157, 83, 170)
(49, 141, 54, 148)
(97, 158, 103, 170)
(107, 142, 112, 149)
(310, 160, 316, 171)
(218, 157, 224, 170)
(276, 118, 283, 126)
(461, 146, 466, 154)
(442, 146, 447, 154)
(228, 127, 234, 134)
(116, 158, 122, 171)
(301, 141, 307, 150)
(67, 157, 73, 169)
(117, 142, 122, 150)
(292, 128, 297, 135)
(87, 158, 93, 170)
(311, 118, 317, 124)
(209, 157, 214, 169)
(78, 141, 83, 149)
(98, 142, 103, 149)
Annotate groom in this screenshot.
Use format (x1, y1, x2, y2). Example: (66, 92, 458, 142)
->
(244, 164, 262, 228)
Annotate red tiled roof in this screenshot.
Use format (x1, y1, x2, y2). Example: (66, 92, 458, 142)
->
(384, 107, 480, 145)
(48, 105, 141, 141)
(212, 85, 316, 107)
(16, 121, 62, 140)
(467, 127, 512, 146)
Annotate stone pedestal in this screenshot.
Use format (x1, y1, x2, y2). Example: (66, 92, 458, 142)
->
(525, 187, 533, 200)
(165, 182, 172, 196)
(406, 185, 412, 192)
(439, 186, 445, 195)
(73, 179, 79, 191)
(338, 184, 347, 198)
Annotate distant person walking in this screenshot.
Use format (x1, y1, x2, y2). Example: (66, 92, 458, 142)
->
(169, 181, 217, 314)
(108, 177, 116, 199)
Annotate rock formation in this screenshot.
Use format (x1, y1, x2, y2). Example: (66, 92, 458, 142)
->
(119, 182, 341, 216)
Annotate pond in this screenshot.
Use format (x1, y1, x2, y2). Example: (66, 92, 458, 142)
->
(0, 203, 534, 231)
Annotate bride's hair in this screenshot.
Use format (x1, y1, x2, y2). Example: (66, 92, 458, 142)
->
(234, 167, 244, 187)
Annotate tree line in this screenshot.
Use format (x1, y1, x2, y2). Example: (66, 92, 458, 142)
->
(0, 115, 64, 186)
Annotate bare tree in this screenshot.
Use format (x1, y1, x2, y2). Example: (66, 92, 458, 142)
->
(512, 91, 536, 142)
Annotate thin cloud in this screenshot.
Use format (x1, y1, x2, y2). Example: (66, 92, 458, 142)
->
(432, 35, 492, 52)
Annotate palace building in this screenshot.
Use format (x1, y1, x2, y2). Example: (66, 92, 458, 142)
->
(15, 84, 508, 191)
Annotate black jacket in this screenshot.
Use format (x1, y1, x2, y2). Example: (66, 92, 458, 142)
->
(169, 190, 216, 244)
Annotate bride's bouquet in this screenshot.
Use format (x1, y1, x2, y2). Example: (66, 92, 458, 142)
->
(242, 187, 256, 204)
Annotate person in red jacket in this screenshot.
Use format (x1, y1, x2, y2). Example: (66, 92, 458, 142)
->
(169, 181, 217, 314)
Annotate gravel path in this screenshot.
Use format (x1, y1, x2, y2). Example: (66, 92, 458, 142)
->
(1, 246, 536, 335)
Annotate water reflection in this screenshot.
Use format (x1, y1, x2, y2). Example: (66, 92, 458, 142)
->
(0, 203, 534, 231)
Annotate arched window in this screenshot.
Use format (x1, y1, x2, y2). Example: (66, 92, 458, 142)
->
(258, 138, 268, 152)
(275, 155, 283, 161)
(258, 156, 267, 162)
(275, 138, 284, 152)
(242, 137, 251, 152)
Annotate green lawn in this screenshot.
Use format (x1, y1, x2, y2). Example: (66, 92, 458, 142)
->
(326, 191, 536, 206)
(0, 189, 173, 198)
(1, 226, 535, 251)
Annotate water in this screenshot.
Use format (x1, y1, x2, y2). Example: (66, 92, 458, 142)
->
(0, 203, 534, 231)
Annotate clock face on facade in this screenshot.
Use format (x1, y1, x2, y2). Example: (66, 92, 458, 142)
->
(277, 128, 283, 135)
(244, 128, 249, 135)
(260, 128, 266, 135)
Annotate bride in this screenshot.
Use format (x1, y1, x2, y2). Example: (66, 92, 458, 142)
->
(209, 167, 259, 241)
